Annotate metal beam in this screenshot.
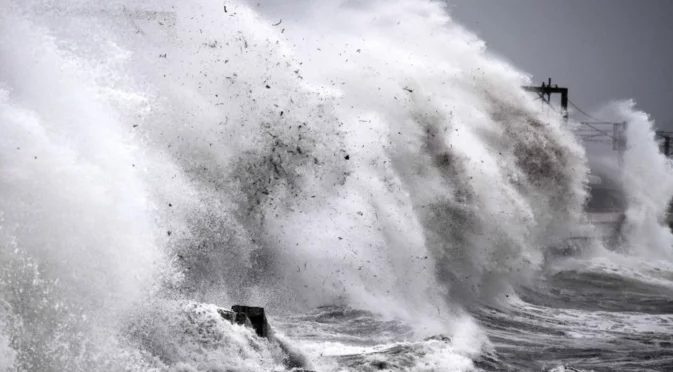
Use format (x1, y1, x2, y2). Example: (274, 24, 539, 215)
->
(522, 78, 568, 120)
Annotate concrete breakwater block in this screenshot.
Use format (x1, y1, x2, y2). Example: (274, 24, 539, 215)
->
(216, 305, 270, 338)
(215, 305, 314, 371)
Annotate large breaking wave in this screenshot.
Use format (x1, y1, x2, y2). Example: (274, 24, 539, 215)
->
(1, 0, 670, 371)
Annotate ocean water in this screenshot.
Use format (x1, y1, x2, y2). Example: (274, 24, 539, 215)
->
(1, 1, 672, 371)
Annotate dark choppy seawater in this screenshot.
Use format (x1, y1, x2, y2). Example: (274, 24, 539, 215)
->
(273, 256, 673, 371)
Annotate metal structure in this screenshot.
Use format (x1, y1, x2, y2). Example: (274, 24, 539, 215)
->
(576, 121, 628, 164)
(523, 78, 630, 246)
(524, 78, 629, 162)
(523, 78, 569, 120)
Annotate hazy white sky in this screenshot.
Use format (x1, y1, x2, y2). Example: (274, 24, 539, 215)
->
(448, 0, 673, 129)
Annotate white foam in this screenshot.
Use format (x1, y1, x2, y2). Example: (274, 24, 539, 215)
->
(588, 101, 673, 258)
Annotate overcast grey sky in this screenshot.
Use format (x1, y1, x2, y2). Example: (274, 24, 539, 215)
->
(448, 0, 673, 129)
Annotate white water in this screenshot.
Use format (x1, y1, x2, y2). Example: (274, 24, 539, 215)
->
(580, 100, 673, 259)
(613, 102, 673, 258)
(0, 0, 669, 371)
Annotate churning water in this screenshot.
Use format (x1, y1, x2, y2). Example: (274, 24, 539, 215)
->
(1, 1, 672, 371)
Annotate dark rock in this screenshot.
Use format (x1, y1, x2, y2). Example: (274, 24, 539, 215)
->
(214, 304, 315, 371)
(216, 308, 252, 329)
(231, 305, 270, 338)
(215, 305, 269, 338)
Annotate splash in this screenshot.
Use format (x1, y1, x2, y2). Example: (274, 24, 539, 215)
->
(1, 0, 595, 370)
(590, 101, 673, 258)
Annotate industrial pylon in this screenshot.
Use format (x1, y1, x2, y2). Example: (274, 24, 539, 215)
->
(522, 78, 629, 163)
(522, 78, 569, 120)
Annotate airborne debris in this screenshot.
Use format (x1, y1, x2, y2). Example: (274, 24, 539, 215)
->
(272, 19, 282, 27)
(223, 5, 227, 13)
(403, 87, 414, 93)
